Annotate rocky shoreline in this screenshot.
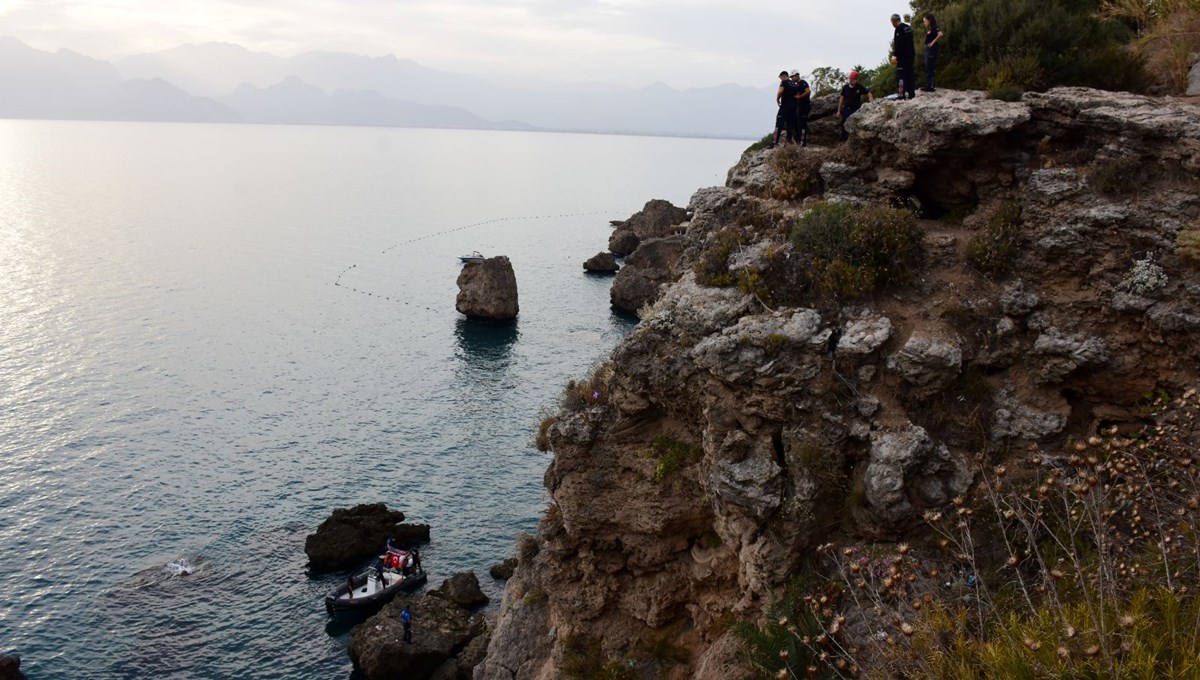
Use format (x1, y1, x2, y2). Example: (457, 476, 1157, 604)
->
(472, 87, 1200, 677)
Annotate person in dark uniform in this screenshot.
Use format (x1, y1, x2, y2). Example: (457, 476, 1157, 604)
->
(922, 13, 945, 92)
(891, 13, 916, 99)
(791, 71, 812, 147)
(837, 71, 874, 142)
(772, 70, 799, 147)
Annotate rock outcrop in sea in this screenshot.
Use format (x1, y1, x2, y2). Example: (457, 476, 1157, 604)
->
(0, 656, 26, 680)
(304, 503, 429, 571)
(471, 87, 1200, 678)
(456, 256, 519, 321)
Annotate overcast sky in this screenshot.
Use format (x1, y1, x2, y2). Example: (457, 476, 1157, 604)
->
(1, 0, 912, 88)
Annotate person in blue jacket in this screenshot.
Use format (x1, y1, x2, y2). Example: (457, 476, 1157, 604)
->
(401, 605, 413, 643)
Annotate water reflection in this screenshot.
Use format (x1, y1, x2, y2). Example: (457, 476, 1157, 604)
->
(453, 318, 519, 369)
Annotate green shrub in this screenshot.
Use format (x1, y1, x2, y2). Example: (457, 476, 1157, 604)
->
(1091, 155, 1142, 195)
(986, 83, 1024, 102)
(650, 436, 703, 484)
(561, 634, 635, 680)
(732, 580, 847, 679)
(1178, 224, 1200, 264)
(790, 202, 924, 301)
(908, 0, 1144, 92)
(736, 266, 773, 304)
(560, 363, 612, 411)
(535, 414, 555, 452)
(694, 228, 745, 287)
(770, 146, 824, 201)
(744, 133, 773, 155)
(966, 202, 1021, 276)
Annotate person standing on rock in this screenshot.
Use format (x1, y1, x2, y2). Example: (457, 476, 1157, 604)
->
(891, 13, 916, 99)
(791, 71, 813, 147)
(772, 70, 799, 147)
(837, 71, 874, 142)
(401, 605, 413, 643)
(922, 13, 945, 92)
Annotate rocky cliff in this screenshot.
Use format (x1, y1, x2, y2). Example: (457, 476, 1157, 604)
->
(476, 88, 1200, 679)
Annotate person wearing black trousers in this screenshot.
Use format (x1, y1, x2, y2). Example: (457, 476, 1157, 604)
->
(890, 13, 916, 99)
(922, 13, 945, 92)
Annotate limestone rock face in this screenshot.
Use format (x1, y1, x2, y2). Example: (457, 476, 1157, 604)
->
(348, 594, 486, 680)
(863, 424, 973, 530)
(609, 235, 686, 313)
(583, 251, 619, 273)
(608, 199, 688, 256)
(887, 333, 963, 399)
(304, 503, 429, 572)
(456, 256, 518, 320)
(431, 571, 489, 609)
(479, 88, 1200, 679)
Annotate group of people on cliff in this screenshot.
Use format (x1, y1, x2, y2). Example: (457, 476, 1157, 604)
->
(772, 12, 944, 146)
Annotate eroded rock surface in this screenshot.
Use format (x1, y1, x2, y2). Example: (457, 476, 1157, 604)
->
(456, 256, 519, 320)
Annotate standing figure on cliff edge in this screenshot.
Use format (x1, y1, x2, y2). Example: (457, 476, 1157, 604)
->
(791, 71, 813, 147)
(772, 70, 800, 147)
(923, 13, 945, 92)
(891, 13, 916, 99)
(838, 71, 874, 142)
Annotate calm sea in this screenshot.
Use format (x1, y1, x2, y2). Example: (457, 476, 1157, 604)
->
(0, 120, 745, 678)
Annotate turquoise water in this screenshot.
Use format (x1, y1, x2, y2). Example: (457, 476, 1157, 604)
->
(0, 120, 744, 678)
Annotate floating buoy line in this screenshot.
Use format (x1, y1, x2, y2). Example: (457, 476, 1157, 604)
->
(333, 211, 617, 311)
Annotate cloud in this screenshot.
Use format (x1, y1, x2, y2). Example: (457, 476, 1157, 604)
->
(0, 0, 902, 88)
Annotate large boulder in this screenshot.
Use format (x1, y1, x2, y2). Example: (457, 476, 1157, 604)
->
(609, 199, 689, 256)
(583, 251, 619, 274)
(609, 235, 687, 314)
(349, 594, 486, 680)
(430, 571, 489, 609)
(488, 558, 517, 579)
(456, 256, 518, 321)
(887, 333, 963, 399)
(304, 503, 430, 572)
(862, 423, 973, 531)
(0, 656, 26, 680)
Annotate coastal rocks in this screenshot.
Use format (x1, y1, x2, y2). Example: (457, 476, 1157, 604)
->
(609, 235, 687, 314)
(708, 431, 783, 519)
(691, 309, 826, 383)
(608, 199, 689, 256)
(304, 503, 429, 572)
(582, 251, 619, 273)
(991, 389, 1070, 441)
(1032, 330, 1109, 383)
(837, 315, 893, 356)
(489, 558, 517, 580)
(430, 572, 489, 609)
(0, 656, 26, 680)
(456, 256, 519, 321)
(862, 423, 972, 530)
(887, 333, 963, 399)
(349, 593, 487, 680)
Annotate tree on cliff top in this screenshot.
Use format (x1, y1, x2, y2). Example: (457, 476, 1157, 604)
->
(905, 0, 1144, 92)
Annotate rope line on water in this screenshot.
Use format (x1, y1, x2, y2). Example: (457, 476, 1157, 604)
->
(333, 210, 616, 310)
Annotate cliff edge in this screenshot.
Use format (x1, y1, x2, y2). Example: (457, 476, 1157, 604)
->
(477, 88, 1200, 679)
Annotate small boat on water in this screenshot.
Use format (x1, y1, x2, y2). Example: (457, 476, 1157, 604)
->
(325, 552, 427, 613)
(459, 251, 485, 264)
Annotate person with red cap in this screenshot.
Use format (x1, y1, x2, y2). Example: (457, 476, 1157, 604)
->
(837, 70, 874, 142)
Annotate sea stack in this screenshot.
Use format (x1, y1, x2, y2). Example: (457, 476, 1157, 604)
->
(456, 256, 519, 321)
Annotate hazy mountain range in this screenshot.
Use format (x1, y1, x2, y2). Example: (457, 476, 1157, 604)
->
(0, 37, 772, 138)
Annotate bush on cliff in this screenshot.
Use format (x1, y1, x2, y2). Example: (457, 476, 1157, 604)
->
(906, 0, 1143, 92)
(966, 202, 1022, 276)
(789, 202, 924, 301)
(738, 391, 1200, 679)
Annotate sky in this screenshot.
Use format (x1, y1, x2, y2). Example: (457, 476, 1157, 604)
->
(0, 0, 912, 89)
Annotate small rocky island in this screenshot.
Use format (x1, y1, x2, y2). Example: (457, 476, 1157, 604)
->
(456, 256, 519, 321)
